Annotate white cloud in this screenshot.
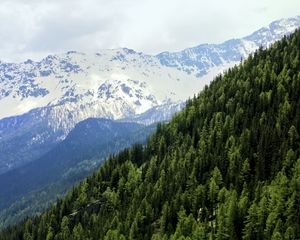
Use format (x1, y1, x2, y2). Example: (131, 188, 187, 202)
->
(0, 0, 299, 62)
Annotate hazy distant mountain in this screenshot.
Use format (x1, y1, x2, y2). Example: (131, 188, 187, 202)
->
(0, 118, 154, 211)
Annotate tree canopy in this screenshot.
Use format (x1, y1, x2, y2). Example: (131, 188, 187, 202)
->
(1, 29, 300, 240)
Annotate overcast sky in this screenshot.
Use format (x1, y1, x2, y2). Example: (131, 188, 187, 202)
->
(0, 0, 299, 62)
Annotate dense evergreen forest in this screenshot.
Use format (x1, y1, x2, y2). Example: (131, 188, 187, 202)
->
(1, 29, 300, 240)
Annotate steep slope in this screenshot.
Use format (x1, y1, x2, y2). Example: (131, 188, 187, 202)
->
(157, 15, 300, 76)
(0, 16, 299, 174)
(0, 118, 155, 212)
(1, 28, 299, 239)
(0, 49, 197, 120)
(0, 100, 178, 174)
(1, 16, 299, 120)
(0, 108, 64, 174)
(121, 101, 185, 125)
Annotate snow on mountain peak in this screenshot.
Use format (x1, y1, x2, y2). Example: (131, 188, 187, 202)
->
(0, 48, 202, 120)
(0, 16, 299, 173)
(0, 16, 299, 128)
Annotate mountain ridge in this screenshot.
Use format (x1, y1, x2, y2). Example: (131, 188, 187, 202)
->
(0, 118, 155, 211)
(0, 16, 299, 173)
(1, 16, 299, 120)
(1, 25, 299, 240)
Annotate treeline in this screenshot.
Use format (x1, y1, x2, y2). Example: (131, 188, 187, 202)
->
(1, 29, 300, 239)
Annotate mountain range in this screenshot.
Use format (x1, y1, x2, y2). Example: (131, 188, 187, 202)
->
(0, 16, 299, 229)
(0, 16, 299, 173)
(1, 23, 299, 240)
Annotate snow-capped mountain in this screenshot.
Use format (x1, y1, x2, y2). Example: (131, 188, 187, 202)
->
(1, 16, 298, 121)
(0, 49, 200, 122)
(157, 16, 300, 77)
(1, 16, 299, 123)
(0, 16, 299, 172)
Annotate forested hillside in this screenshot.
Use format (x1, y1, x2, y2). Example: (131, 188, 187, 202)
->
(0, 119, 156, 228)
(1, 29, 300, 240)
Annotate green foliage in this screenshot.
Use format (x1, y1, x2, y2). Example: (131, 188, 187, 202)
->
(1, 29, 300, 239)
(0, 121, 157, 228)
